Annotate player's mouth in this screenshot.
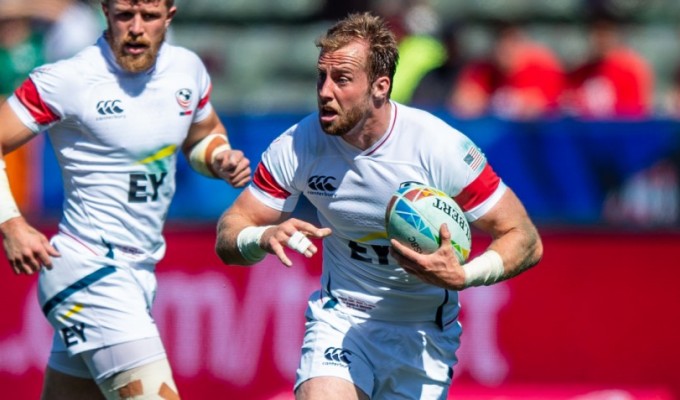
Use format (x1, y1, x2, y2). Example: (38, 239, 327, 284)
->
(124, 42, 149, 55)
(319, 107, 338, 122)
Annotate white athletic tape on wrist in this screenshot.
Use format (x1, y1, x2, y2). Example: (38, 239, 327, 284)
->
(462, 250, 505, 287)
(286, 231, 313, 254)
(236, 225, 272, 263)
(188, 133, 231, 178)
(0, 159, 21, 224)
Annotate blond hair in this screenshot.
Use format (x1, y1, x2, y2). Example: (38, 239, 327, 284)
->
(316, 12, 399, 96)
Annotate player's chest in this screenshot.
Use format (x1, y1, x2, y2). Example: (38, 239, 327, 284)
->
(303, 158, 430, 226)
(77, 80, 198, 149)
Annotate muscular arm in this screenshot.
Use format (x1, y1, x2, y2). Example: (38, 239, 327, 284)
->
(471, 188, 543, 280)
(215, 189, 288, 265)
(391, 188, 542, 290)
(0, 100, 60, 274)
(181, 110, 251, 187)
(216, 188, 332, 267)
(0, 100, 36, 155)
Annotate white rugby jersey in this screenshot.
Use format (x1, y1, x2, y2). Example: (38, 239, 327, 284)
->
(8, 36, 214, 264)
(250, 102, 507, 325)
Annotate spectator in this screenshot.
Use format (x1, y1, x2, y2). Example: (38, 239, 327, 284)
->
(410, 22, 465, 111)
(450, 22, 565, 120)
(561, 15, 654, 119)
(382, 0, 447, 104)
(33, 0, 103, 63)
(0, 0, 46, 216)
(0, 0, 44, 99)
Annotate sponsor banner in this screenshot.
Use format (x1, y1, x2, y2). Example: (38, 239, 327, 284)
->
(0, 228, 678, 399)
(39, 117, 680, 227)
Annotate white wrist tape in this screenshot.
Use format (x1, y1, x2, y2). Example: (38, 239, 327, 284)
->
(462, 250, 505, 287)
(236, 225, 273, 263)
(0, 159, 21, 224)
(188, 133, 231, 178)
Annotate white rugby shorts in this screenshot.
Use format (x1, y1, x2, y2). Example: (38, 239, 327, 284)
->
(295, 291, 460, 399)
(39, 233, 160, 356)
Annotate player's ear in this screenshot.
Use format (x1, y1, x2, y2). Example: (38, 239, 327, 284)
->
(165, 6, 177, 28)
(372, 76, 390, 102)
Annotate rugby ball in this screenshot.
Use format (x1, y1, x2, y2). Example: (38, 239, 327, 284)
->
(385, 182, 471, 262)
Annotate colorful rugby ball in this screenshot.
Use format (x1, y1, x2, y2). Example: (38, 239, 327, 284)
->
(385, 182, 471, 262)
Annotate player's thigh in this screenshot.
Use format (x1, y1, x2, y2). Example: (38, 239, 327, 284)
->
(98, 358, 180, 400)
(296, 376, 369, 400)
(41, 367, 104, 400)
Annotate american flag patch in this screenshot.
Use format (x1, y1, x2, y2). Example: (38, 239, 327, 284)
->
(463, 146, 484, 171)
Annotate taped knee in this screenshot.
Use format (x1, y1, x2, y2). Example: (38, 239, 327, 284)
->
(99, 358, 179, 400)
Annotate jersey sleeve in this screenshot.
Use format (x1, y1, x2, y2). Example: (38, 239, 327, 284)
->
(7, 65, 69, 133)
(433, 126, 506, 222)
(248, 127, 303, 212)
(190, 53, 214, 124)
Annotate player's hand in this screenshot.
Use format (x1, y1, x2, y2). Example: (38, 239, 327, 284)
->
(260, 219, 332, 267)
(213, 149, 251, 188)
(390, 224, 466, 290)
(1, 217, 60, 275)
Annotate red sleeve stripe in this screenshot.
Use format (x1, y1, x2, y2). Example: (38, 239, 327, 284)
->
(252, 163, 291, 199)
(454, 164, 501, 211)
(14, 78, 60, 125)
(197, 84, 212, 110)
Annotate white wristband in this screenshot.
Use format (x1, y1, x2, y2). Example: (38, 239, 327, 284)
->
(236, 225, 273, 263)
(0, 159, 21, 224)
(462, 250, 505, 287)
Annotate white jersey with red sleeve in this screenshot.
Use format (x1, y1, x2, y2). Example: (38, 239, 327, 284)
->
(7, 36, 214, 264)
(250, 102, 506, 325)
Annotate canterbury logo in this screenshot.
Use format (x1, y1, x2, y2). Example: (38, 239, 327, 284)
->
(324, 347, 351, 364)
(96, 100, 124, 115)
(308, 175, 337, 192)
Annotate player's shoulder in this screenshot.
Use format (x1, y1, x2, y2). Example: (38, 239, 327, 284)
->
(29, 43, 103, 87)
(395, 102, 467, 141)
(265, 113, 324, 157)
(158, 42, 206, 71)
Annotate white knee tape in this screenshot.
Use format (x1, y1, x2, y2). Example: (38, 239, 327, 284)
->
(99, 358, 179, 400)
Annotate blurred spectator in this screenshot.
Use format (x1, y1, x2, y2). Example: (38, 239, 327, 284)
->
(449, 22, 565, 120)
(409, 22, 465, 110)
(0, 0, 46, 214)
(380, 0, 447, 104)
(561, 15, 654, 119)
(33, 0, 103, 63)
(664, 56, 680, 118)
(0, 0, 44, 100)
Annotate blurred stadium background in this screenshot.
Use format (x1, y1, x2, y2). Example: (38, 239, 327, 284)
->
(1, 0, 680, 399)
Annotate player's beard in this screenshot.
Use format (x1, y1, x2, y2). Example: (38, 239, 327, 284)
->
(319, 94, 371, 137)
(109, 31, 164, 73)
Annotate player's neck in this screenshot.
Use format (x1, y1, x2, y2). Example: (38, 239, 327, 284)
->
(342, 101, 392, 150)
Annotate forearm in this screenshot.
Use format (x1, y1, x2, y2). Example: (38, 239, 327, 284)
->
(215, 213, 274, 266)
(487, 219, 543, 281)
(0, 158, 21, 226)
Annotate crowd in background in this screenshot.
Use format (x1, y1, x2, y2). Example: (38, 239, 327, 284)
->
(3, 0, 680, 119)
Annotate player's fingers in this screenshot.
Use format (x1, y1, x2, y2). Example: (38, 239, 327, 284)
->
(20, 255, 41, 274)
(229, 168, 252, 187)
(287, 231, 313, 255)
(225, 150, 245, 169)
(9, 260, 22, 275)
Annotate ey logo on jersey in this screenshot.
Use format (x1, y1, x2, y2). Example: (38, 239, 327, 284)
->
(96, 100, 125, 120)
(176, 88, 193, 116)
(307, 175, 337, 197)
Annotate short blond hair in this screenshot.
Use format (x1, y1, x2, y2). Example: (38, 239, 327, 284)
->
(316, 12, 399, 96)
